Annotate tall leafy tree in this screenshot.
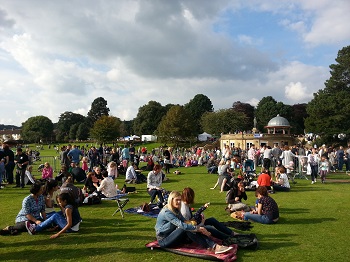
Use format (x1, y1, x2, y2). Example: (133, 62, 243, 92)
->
(89, 115, 121, 143)
(255, 96, 292, 132)
(184, 94, 214, 134)
(156, 105, 194, 142)
(290, 103, 308, 135)
(21, 116, 54, 143)
(305, 45, 350, 143)
(76, 122, 90, 141)
(232, 101, 255, 130)
(56, 111, 85, 141)
(120, 120, 134, 137)
(87, 97, 110, 127)
(133, 101, 166, 135)
(201, 109, 248, 135)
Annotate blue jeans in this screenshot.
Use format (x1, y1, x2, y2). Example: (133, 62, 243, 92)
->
(243, 213, 275, 224)
(204, 217, 232, 240)
(35, 212, 72, 232)
(158, 228, 215, 248)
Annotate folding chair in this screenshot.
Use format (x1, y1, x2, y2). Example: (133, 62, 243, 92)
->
(112, 198, 129, 218)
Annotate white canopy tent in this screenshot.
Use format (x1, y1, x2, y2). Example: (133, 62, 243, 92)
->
(198, 132, 212, 141)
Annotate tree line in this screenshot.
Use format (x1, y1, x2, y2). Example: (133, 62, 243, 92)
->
(20, 45, 350, 146)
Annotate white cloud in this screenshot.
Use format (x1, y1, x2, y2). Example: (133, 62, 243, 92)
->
(285, 82, 312, 101)
(0, 0, 347, 127)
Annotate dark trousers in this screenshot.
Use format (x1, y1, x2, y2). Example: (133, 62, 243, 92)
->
(148, 189, 164, 203)
(16, 169, 26, 188)
(5, 162, 15, 184)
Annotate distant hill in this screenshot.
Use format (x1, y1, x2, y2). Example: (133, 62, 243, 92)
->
(0, 124, 21, 130)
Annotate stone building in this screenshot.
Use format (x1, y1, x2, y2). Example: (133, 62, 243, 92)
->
(220, 115, 298, 150)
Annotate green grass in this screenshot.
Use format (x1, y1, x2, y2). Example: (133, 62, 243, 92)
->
(1, 145, 350, 261)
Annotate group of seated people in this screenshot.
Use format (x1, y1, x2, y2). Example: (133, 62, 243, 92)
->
(1, 178, 82, 238)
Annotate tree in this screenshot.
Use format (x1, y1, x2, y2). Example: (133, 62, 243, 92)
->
(21, 116, 54, 143)
(69, 123, 80, 140)
(76, 122, 90, 141)
(120, 120, 133, 137)
(255, 96, 292, 132)
(184, 94, 214, 134)
(156, 105, 194, 142)
(201, 109, 248, 135)
(56, 111, 85, 141)
(133, 101, 166, 135)
(89, 115, 121, 143)
(87, 97, 110, 127)
(290, 103, 308, 135)
(232, 101, 255, 130)
(305, 46, 350, 143)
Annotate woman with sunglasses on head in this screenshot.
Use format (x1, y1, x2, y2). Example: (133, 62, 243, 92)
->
(155, 191, 233, 254)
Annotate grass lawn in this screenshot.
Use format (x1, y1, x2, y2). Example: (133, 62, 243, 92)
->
(1, 145, 350, 261)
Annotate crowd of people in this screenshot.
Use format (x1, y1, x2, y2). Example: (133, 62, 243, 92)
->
(0, 140, 349, 254)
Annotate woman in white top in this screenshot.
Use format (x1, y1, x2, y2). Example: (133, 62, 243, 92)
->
(273, 166, 290, 192)
(97, 171, 118, 198)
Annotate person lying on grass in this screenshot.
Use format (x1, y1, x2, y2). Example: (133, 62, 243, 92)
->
(25, 192, 82, 239)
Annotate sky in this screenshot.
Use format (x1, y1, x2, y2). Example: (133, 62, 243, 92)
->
(0, 0, 349, 126)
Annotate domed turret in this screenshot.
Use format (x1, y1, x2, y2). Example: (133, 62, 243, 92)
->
(267, 114, 290, 127)
(265, 114, 291, 135)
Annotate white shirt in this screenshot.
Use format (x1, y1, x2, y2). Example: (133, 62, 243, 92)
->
(125, 166, 137, 180)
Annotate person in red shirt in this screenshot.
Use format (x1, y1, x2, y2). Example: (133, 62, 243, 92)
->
(257, 169, 272, 190)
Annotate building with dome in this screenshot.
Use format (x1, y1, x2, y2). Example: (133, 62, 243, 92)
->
(220, 115, 297, 150)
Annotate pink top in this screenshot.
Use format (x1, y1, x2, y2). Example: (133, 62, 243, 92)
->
(42, 167, 53, 179)
(81, 162, 88, 171)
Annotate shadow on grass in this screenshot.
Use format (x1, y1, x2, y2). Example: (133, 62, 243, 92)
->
(279, 207, 310, 214)
(255, 233, 299, 250)
(278, 216, 336, 225)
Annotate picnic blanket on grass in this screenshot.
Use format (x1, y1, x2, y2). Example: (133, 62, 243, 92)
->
(146, 239, 238, 261)
(125, 204, 160, 218)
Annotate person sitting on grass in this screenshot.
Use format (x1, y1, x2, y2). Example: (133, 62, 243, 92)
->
(147, 164, 164, 205)
(125, 163, 138, 184)
(25, 192, 82, 239)
(272, 166, 290, 192)
(155, 191, 233, 254)
(83, 172, 99, 194)
(243, 186, 279, 224)
(257, 169, 272, 190)
(181, 187, 237, 241)
(97, 170, 118, 198)
(0, 181, 46, 235)
(44, 179, 60, 218)
(41, 162, 53, 180)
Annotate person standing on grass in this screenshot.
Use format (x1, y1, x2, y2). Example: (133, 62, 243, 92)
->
(319, 156, 329, 183)
(61, 144, 72, 170)
(67, 145, 83, 166)
(308, 147, 319, 184)
(25, 192, 82, 239)
(3, 143, 15, 184)
(14, 148, 29, 188)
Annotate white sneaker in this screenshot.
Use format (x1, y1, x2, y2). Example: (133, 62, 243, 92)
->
(214, 245, 233, 254)
(311, 181, 315, 184)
